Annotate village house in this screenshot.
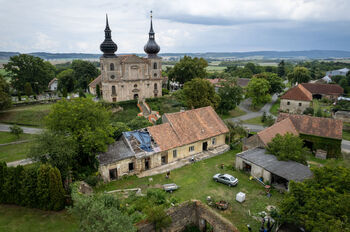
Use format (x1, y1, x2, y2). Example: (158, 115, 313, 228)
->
(236, 147, 313, 190)
(98, 106, 229, 181)
(48, 78, 58, 91)
(326, 68, 349, 77)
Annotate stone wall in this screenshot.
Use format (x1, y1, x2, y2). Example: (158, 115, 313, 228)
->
(280, 99, 310, 114)
(335, 110, 350, 124)
(137, 200, 239, 232)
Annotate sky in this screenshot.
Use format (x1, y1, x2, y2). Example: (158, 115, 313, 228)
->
(0, 0, 350, 53)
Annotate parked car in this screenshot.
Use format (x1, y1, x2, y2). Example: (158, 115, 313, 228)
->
(213, 173, 238, 187)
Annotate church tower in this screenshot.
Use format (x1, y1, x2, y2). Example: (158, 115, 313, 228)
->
(144, 11, 162, 88)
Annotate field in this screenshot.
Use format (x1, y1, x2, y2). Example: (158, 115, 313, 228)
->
(0, 205, 78, 232)
(0, 104, 53, 127)
(96, 150, 284, 231)
(0, 131, 34, 144)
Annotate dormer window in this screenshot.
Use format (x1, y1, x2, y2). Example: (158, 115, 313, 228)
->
(110, 63, 114, 71)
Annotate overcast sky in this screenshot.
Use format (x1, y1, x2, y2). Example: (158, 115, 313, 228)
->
(1, 0, 350, 53)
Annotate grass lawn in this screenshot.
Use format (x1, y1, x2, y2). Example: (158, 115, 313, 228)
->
(0, 104, 53, 127)
(269, 100, 280, 116)
(242, 116, 264, 126)
(0, 205, 78, 232)
(343, 130, 350, 141)
(111, 103, 140, 123)
(146, 96, 183, 115)
(0, 131, 34, 144)
(0, 141, 35, 163)
(96, 150, 284, 231)
(220, 107, 246, 119)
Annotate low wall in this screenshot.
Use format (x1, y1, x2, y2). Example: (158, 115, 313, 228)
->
(137, 200, 239, 232)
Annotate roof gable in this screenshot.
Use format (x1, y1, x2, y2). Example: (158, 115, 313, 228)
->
(281, 84, 312, 101)
(277, 113, 343, 140)
(89, 75, 102, 87)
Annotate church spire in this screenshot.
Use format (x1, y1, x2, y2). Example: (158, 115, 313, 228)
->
(100, 14, 118, 58)
(144, 11, 160, 58)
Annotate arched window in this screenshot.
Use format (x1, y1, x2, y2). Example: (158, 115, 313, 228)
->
(134, 84, 138, 88)
(153, 62, 157, 69)
(112, 86, 116, 95)
(110, 63, 114, 71)
(154, 83, 158, 90)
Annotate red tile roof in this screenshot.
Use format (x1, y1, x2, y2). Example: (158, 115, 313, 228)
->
(147, 123, 182, 151)
(257, 118, 299, 146)
(281, 84, 312, 101)
(301, 83, 343, 96)
(277, 113, 343, 140)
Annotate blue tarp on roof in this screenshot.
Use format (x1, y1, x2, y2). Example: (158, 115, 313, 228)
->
(123, 131, 153, 152)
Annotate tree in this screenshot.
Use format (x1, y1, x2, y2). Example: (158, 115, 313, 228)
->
(226, 121, 248, 144)
(246, 77, 271, 108)
(37, 164, 51, 210)
(70, 190, 136, 232)
(2, 165, 23, 205)
(10, 124, 23, 139)
(287, 67, 311, 84)
(279, 166, 350, 232)
(266, 133, 308, 165)
(57, 68, 75, 93)
(277, 60, 286, 77)
(146, 205, 172, 232)
(183, 78, 220, 109)
(24, 82, 33, 97)
(168, 56, 208, 84)
(255, 72, 285, 95)
(126, 117, 153, 131)
(71, 60, 99, 90)
(20, 166, 38, 208)
(44, 98, 114, 176)
(217, 78, 243, 114)
(96, 84, 101, 98)
(4, 54, 55, 94)
(49, 167, 65, 210)
(111, 122, 130, 139)
(0, 74, 11, 110)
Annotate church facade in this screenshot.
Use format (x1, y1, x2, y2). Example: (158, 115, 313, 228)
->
(94, 14, 163, 102)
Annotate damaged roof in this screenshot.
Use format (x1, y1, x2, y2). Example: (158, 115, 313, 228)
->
(98, 139, 134, 165)
(237, 147, 313, 182)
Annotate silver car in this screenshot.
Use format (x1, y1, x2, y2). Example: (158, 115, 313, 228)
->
(213, 173, 238, 187)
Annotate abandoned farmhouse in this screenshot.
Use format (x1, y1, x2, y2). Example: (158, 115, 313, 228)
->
(89, 14, 163, 102)
(98, 106, 230, 181)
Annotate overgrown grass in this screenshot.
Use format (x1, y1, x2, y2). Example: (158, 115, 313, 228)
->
(111, 103, 140, 123)
(269, 99, 280, 116)
(0, 205, 78, 232)
(0, 131, 34, 144)
(242, 116, 265, 126)
(343, 130, 350, 141)
(96, 150, 284, 231)
(219, 107, 246, 119)
(0, 141, 35, 163)
(0, 104, 53, 127)
(146, 96, 183, 115)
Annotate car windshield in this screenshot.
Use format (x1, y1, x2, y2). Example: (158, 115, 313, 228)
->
(230, 177, 235, 181)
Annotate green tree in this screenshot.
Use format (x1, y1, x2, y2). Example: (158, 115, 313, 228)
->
(96, 84, 101, 98)
(255, 72, 285, 95)
(279, 166, 350, 232)
(146, 205, 172, 232)
(24, 82, 33, 97)
(70, 190, 136, 232)
(217, 78, 243, 114)
(0, 74, 11, 110)
(71, 60, 99, 90)
(49, 167, 65, 210)
(287, 67, 311, 84)
(168, 56, 208, 84)
(232, 67, 253, 79)
(57, 68, 75, 93)
(3, 165, 24, 205)
(37, 164, 51, 210)
(4, 54, 55, 94)
(127, 117, 153, 131)
(183, 78, 220, 109)
(266, 133, 308, 165)
(0, 162, 6, 203)
(277, 60, 286, 77)
(9, 124, 23, 139)
(20, 166, 38, 208)
(111, 122, 130, 139)
(44, 98, 114, 176)
(246, 77, 271, 108)
(225, 121, 248, 144)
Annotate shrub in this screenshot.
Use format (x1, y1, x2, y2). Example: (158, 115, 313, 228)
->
(10, 124, 23, 138)
(146, 188, 167, 205)
(162, 88, 169, 95)
(303, 107, 314, 115)
(84, 175, 99, 187)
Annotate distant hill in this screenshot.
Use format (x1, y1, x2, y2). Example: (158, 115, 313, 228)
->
(1, 50, 350, 61)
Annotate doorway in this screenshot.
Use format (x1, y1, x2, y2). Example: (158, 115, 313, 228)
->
(134, 94, 139, 99)
(109, 168, 118, 180)
(161, 155, 168, 165)
(145, 158, 150, 170)
(202, 141, 208, 151)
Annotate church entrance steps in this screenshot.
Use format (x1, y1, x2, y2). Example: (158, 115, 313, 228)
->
(137, 144, 230, 178)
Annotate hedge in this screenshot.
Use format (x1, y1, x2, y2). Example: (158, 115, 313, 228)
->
(300, 134, 342, 158)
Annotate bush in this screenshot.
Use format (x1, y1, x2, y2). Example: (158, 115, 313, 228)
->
(162, 88, 169, 95)
(303, 107, 314, 115)
(10, 124, 23, 138)
(84, 175, 99, 187)
(146, 188, 167, 205)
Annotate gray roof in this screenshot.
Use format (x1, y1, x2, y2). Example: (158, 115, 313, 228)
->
(236, 148, 313, 182)
(98, 139, 134, 166)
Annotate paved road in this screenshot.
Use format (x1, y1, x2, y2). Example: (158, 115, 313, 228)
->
(342, 140, 350, 152)
(0, 123, 43, 134)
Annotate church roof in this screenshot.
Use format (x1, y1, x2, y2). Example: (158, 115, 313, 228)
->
(100, 15, 118, 58)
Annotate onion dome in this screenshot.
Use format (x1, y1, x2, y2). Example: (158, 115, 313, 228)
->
(144, 11, 160, 58)
(100, 14, 118, 58)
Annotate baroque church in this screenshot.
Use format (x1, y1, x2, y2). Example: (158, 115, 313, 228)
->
(90, 13, 163, 102)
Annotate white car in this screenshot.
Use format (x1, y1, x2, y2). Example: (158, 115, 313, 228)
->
(213, 173, 238, 187)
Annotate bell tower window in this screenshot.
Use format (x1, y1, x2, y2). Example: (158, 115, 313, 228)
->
(110, 63, 114, 71)
(154, 83, 158, 90)
(153, 62, 157, 69)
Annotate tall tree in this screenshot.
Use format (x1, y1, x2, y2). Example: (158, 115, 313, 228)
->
(217, 78, 243, 114)
(24, 82, 33, 97)
(57, 68, 75, 93)
(0, 74, 11, 110)
(168, 56, 208, 84)
(71, 60, 99, 90)
(277, 60, 286, 77)
(287, 67, 311, 84)
(4, 54, 55, 94)
(246, 77, 271, 108)
(183, 78, 221, 109)
(255, 72, 285, 95)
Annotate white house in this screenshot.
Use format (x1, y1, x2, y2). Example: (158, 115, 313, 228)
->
(48, 78, 58, 91)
